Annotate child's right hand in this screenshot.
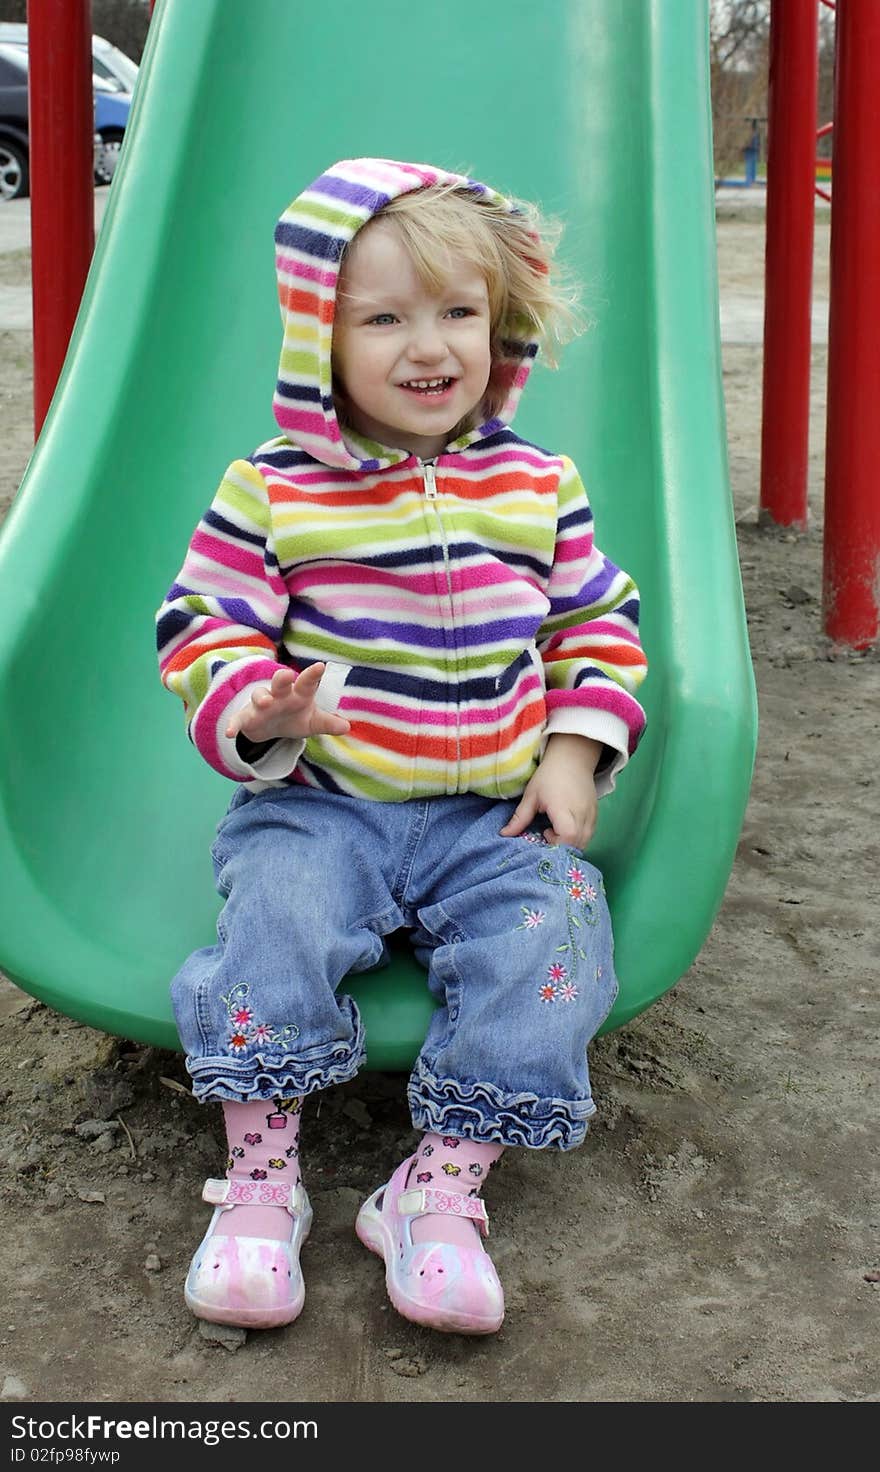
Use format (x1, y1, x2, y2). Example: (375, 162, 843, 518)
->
(225, 664, 352, 744)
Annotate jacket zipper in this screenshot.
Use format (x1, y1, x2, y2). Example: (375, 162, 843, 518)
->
(418, 458, 460, 783)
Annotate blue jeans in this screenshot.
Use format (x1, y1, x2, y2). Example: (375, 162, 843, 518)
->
(171, 788, 619, 1149)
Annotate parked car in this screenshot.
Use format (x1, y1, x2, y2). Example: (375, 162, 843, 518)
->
(90, 33, 140, 96)
(0, 43, 29, 200)
(92, 83, 131, 186)
(0, 21, 140, 94)
(0, 25, 135, 198)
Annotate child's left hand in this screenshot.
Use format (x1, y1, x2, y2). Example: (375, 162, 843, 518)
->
(499, 734, 603, 850)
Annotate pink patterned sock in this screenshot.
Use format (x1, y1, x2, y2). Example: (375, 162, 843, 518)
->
(405, 1133, 504, 1246)
(213, 1098, 303, 1242)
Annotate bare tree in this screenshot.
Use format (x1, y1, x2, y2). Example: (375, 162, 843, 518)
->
(817, 6, 836, 158)
(710, 0, 771, 178)
(91, 0, 150, 63)
(710, 0, 771, 72)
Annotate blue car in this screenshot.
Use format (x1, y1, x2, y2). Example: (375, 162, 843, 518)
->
(93, 77, 132, 185)
(0, 24, 135, 197)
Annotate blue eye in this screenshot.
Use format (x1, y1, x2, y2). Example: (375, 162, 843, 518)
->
(447, 307, 474, 319)
(368, 313, 397, 326)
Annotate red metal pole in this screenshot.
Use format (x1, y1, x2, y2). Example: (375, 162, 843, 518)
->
(27, 0, 94, 438)
(759, 0, 818, 530)
(823, 0, 880, 647)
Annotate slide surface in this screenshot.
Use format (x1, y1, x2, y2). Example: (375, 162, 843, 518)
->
(0, 0, 756, 1068)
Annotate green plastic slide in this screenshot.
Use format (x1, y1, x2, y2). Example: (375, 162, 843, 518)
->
(0, 0, 756, 1069)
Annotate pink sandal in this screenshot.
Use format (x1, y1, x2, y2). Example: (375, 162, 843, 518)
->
(184, 1177, 312, 1329)
(355, 1155, 504, 1334)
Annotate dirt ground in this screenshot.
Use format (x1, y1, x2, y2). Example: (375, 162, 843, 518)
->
(0, 205, 878, 1406)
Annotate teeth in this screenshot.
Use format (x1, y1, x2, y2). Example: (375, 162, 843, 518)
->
(403, 378, 451, 389)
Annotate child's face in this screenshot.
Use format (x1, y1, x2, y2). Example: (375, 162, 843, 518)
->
(332, 221, 492, 460)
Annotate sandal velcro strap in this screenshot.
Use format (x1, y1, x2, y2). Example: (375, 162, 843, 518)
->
(202, 1177, 304, 1213)
(397, 1187, 490, 1238)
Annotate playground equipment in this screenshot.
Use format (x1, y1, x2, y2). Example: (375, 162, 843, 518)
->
(714, 117, 766, 189)
(760, 0, 879, 648)
(0, 0, 757, 1068)
(815, 123, 833, 202)
(760, 1, 819, 535)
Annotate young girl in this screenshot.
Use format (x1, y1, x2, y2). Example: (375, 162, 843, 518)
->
(156, 157, 647, 1335)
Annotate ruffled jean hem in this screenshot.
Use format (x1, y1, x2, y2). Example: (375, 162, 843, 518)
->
(186, 1032, 366, 1105)
(407, 1058, 596, 1151)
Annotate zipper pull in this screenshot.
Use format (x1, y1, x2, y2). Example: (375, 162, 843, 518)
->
(422, 461, 438, 499)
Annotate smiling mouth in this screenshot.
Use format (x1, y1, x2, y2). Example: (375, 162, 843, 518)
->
(398, 377, 456, 396)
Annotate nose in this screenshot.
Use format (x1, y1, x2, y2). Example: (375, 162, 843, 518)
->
(406, 318, 448, 364)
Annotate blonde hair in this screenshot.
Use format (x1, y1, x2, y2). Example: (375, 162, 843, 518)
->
(341, 181, 583, 424)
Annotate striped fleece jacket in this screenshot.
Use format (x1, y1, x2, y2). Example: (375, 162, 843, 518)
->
(156, 158, 647, 803)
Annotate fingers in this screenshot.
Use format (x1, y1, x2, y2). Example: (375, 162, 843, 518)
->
(225, 664, 350, 744)
(270, 667, 298, 696)
(542, 806, 596, 850)
(224, 677, 289, 741)
(310, 711, 351, 736)
(544, 808, 578, 846)
(292, 662, 324, 693)
(500, 785, 596, 849)
(499, 789, 539, 837)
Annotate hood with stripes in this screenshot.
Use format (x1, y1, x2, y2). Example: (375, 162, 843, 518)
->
(272, 157, 540, 472)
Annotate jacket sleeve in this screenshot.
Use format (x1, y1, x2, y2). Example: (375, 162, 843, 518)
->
(155, 457, 305, 781)
(536, 456, 648, 797)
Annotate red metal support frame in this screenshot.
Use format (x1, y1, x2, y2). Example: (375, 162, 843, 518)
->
(759, 0, 818, 531)
(27, 0, 95, 437)
(823, 0, 880, 647)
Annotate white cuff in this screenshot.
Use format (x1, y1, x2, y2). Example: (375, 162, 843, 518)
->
(218, 685, 305, 780)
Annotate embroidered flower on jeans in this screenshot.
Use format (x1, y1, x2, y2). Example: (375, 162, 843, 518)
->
(416, 1171, 432, 1183)
(547, 962, 567, 983)
(559, 982, 579, 1002)
(468, 1163, 483, 1177)
(219, 983, 300, 1058)
(566, 868, 598, 905)
(539, 982, 558, 1003)
(441, 1162, 462, 1176)
(243, 1132, 262, 1146)
(534, 848, 602, 987)
(268, 1159, 286, 1170)
(441, 1137, 460, 1148)
(518, 906, 547, 930)
(250, 1169, 267, 1180)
